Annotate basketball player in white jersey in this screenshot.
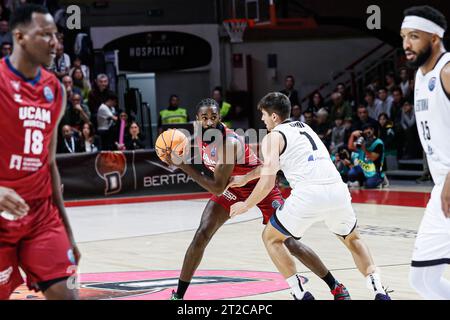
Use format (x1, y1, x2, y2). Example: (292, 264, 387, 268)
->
(229, 92, 391, 300)
(400, 5, 450, 300)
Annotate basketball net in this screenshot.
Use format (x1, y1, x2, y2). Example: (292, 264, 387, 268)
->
(223, 19, 249, 43)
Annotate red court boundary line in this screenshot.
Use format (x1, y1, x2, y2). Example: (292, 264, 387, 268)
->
(64, 189, 431, 208)
(64, 192, 211, 207)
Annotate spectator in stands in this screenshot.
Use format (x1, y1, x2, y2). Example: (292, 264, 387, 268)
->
(376, 87, 394, 118)
(158, 94, 189, 132)
(57, 125, 82, 154)
(390, 87, 405, 123)
(0, 19, 12, 46)
(385, 72, 397, 95)
(336, 82, 355, 108)
(71, 67, 91, 103)
(280, 75, 300, 107)
(398, 100, 420, 160)
(88, 73, 114, 125)
(399, 67, 411, 98)
(125, 121, 146, 150)
(52, 43, 71, 80)
(307, 91, 324, 113)
(347, 123, 386, 189)
(364, 89, 382, 120)
(343, 117, 353, 146)
(70, 56, 90, 81)
(97, 92, 119, 150)
(315, 108, 332, 149)
(0, 4, 11, 22)
(1, 41, 11, 57)
(212, 87, 232, 128)
(290, 104, 302, 122)
(61, 92, 91, 131)
(56, 31, 64, 44)
(329, 91, 352, 122)
(80, 122, 101, 153)
(61, 75, 81, 101)
(367, 77, 381, 92)
(329, 115, 346, 154)
(303, 110, 317, 132)
(352, 105, 379, 134)
(378, 112, 396, 157)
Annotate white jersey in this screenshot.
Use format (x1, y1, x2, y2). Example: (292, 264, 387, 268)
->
(414, 52, 450, 185)
(273, 120, 341, 190)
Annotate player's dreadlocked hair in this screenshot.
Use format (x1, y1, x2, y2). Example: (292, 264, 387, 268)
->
(196, 98, 220, 113)
(9, 4, 49, 30)
(404, 5, 447, 31)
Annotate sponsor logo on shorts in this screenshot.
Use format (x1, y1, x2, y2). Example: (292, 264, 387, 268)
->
(222, 190, 237, 201)
(10, 270, 308, 300)
(0, 267, 13, 286)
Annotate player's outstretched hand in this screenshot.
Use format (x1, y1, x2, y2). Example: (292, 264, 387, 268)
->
(227, 175, 249, 189)
(0, 187, 29, 220)
(441, 175, 450, 218)
(230, 201, 249, 218)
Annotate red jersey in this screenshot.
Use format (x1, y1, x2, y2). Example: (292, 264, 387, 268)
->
(0, 57, 63, 201)
(198, 125, 260, 176)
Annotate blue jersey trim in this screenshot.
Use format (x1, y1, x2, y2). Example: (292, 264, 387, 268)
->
(5, 56, 41, 86)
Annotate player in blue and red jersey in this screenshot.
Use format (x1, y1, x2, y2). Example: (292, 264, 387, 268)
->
(0, 4, 79, 299)
(167, 98, 350, 300)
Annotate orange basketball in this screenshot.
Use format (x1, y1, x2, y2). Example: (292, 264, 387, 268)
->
(155, 129, 188, 162)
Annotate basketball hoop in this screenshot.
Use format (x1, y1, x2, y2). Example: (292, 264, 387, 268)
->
(223, 19, 252, 43)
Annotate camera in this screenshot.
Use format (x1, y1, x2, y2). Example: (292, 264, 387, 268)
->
(355, 136, 365, 148)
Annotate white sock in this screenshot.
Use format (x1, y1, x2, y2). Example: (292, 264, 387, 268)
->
(287, 274, 305, 299)
(366, 273, 386, 295)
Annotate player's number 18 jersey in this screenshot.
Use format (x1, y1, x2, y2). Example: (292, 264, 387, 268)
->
(0, 57, 63, 201)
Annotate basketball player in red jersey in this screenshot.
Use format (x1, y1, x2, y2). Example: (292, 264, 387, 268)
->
(0, 4, 79, 299)
(166, 98, 351, 300)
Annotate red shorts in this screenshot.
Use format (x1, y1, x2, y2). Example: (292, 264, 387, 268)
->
(0, 196, 76, 299)
(211, 184, 284, 224)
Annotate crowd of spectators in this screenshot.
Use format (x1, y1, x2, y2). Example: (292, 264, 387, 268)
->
(282, 69, 423, 189)
(0, 0, 148, 154)
(1, 2, 426, 187)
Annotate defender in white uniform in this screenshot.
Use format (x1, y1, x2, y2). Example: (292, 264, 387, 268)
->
(401, 5, 450, 299)
(229, 92, 390, 300)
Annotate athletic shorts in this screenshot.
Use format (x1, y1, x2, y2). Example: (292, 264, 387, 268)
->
(411, 183, 450, 267)
(270, 181, 357, 239)
(211, 184, 284, 224)
(0, 196, 76, 299)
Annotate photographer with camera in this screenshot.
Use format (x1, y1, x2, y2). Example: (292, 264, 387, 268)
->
(347, 123, 387, 188)
(331, 147, 352, 182)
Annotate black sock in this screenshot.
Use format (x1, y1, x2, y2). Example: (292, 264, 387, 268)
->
(177, 279, 190, 298)
(321, 272, 337, 290)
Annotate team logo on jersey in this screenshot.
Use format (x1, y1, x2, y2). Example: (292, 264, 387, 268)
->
(43, 86, 54, 102)
(95, 151, 127, 195)
(10, 80, 20, 91)
(428, 77, 436, 91)
(10, 270, 308, 300)
(211, 147, 217, 157)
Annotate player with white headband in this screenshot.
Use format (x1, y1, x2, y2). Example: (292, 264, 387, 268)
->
(400, 5, 450, 299)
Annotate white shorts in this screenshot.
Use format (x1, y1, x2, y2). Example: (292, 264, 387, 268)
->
(271, 181, 357, 239)
(411, 183, 450, 267)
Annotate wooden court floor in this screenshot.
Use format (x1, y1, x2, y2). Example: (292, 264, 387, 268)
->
(10, 184, 450, 300)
